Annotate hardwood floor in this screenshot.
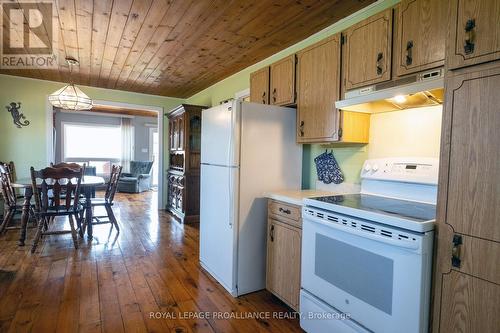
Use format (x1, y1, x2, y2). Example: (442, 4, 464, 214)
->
(0, 191, 303, 333)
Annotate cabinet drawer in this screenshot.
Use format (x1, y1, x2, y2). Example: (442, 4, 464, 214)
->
(268, 200, 301, 223)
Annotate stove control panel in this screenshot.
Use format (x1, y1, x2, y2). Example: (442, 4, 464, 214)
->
(361, 157, 439, 185)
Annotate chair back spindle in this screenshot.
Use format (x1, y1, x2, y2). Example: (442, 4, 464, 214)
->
(8, 161, 16, 182)
(105, 165, 123, 203)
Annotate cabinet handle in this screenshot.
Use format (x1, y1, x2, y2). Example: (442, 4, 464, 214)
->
(279, 207, 291, 214)
(464, 19, 476, 55)
(299, 120, 304, 137)
(272, 88, 277, 103)
(270, 224, 274, 242)
(262, 91, 266, 104)
(451, 234, 463, 268)
(405, 40, 413, 66)
(376, 52, 383, 75)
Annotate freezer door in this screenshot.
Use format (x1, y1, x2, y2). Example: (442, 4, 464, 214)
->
(199, 164, 239, 295)
(201, 102, 240, 167)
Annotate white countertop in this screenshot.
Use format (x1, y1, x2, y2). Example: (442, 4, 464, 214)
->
(265, 189, 335, 206)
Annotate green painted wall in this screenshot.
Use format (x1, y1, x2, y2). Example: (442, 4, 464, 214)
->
(1, 0, 400, 191)
(0, 74, 184, 179)
(187, 0, 399, 189)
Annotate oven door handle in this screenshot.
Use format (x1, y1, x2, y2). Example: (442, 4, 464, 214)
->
(306, 216, 420, 250)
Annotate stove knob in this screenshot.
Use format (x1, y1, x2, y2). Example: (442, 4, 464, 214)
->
(372, 164, 379, 171)
(364, 164, 371, 172)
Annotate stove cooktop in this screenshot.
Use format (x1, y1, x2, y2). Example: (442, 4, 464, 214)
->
(304, 194, 436, 232)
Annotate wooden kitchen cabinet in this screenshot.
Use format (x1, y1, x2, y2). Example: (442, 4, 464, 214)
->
(338, 111, 370, 144)
(447, 0, 500, 70)
(270, 55, 296, 106)
(167, 104, 206, 223)
(393, 0, 446, 76)
(432, 62, 500, 333)
(296, 34, 369, 144)
(266, 200, 302, 310)
(169, 116, 184, 151)
(342, 9, 393, 90)
(250, 66, 270, 104)
(296, 35, 341, 143)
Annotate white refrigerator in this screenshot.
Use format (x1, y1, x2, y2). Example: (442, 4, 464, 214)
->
(200, 100, 302, 296)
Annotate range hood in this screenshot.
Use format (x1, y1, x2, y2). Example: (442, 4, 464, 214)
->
(336, 69, 444, 113)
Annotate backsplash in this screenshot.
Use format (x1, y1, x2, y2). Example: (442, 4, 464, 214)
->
(302, 145, 368, 189)
(368, 106, 442, 159)
(303, 105, 443, 189)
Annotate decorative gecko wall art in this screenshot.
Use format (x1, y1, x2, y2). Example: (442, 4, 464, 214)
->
(6, 102, 30, 128)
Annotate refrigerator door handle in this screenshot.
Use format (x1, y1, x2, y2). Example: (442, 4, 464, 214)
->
(227, 104, 233, 168)
(228, 175, 233, 228)
(228, 103, 234, 228)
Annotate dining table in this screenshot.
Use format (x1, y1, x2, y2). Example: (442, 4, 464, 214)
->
(11, 175, 105, 246)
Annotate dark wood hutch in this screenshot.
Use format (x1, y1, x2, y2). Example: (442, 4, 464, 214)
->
(166, 104, 207, 223)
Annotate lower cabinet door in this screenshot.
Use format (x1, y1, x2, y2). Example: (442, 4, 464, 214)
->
(266, 219, 301, 310)
(439, 270, 500, 333)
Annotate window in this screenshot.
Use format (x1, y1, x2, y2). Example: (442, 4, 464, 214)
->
(63, 123, 121, 159)
(62, 123, 122, 175)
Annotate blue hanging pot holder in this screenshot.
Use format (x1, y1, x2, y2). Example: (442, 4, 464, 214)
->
(314, 150, 344, 184)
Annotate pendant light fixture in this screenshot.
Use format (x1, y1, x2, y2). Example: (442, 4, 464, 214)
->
(48, 57, 93, 111)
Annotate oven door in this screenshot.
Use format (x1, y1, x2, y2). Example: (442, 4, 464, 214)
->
(301, 210, 431, 333)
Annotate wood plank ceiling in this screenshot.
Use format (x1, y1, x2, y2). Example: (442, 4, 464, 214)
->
(0, 0, 375, 98)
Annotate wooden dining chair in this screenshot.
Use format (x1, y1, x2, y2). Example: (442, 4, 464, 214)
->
(87, 164, 123, 232)
(49, 162, 87, 219)
(0, 163, 19, 233)
(0, 161, 17, 182)
(8, 161, 16, 182)
(0, 162, 36, 233)
(30, 166, 84, 253)
(0, 161, 21, 197)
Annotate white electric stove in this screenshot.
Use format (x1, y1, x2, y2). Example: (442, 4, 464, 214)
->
(300, 157, 438, 333)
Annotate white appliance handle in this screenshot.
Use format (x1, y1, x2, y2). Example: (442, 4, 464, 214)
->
(227, 103, 234, 228)
(306, 215, 420, 250)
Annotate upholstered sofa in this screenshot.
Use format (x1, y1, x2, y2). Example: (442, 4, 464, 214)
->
(117, 161, 154, 193)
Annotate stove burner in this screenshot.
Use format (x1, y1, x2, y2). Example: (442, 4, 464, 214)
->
(310, 194, 436, 223)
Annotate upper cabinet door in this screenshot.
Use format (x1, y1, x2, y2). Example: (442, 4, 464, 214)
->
(447, 0, 500, 70)
(296, 35, 341, 143)
(394, 0, 446, 76)
(270, 55, 296, 106)
(250, 67, 270, 104)
(342, 9, 393, 90)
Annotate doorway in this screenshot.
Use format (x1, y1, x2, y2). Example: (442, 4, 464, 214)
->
(47, 99, 165, 209)
(149, 127, 159, 188)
